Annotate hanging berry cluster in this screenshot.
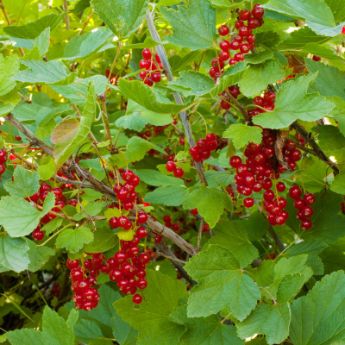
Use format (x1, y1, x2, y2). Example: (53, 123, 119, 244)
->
(107, 170, 151, 305)
(289, 185, 315, 230)
(0, 149, 7, 176)
(189, 133, 219, 162)
(29, 182, 77, 241)
(165, 160, 184, 178)
(229, 127, 306, 227)
(67, 256, 101, 311)
(248, 90, 276, 117)
(209, 4, 264, 80)
(139, 48, 163, 86)
(220, 85, 241, 110)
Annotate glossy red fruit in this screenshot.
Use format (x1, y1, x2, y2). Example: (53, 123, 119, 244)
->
(218, 24, 230, 36)
(132, 294, 143, 304)
(244, 197, 254, 208)
(289, 185, 302, 200)
(142, 48, 151, 60)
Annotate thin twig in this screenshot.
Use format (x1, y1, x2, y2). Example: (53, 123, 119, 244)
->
(268, 225, 285, 252)
(292, 123, 339, 175)
(145, 9, 208, 185)
(196, 218, 204, 251)
(63, 0, 70, 30)
(0, 0, 10, 25)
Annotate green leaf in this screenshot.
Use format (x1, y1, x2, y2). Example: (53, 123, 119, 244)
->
(183, 187, 227, 228)
(0, 54, 19, 96)
(4, 166, 39, 198)
(237, 303, 291, 345)
(0, 196, 54, 237)
(119, 79, 184, 114)
(238, 60, 286, 98)
(56, 226, 94, 253)
(306, 59, 345, 99)
(4, 14, 62, 39)
(125, 136, 162, 162)
(223, 124, 262, 150)
(84, 227, 117, 253)
(186, 245, 260, 320)
(209, 220, 259, 268)
(26, 239, 54, 272)
(331, 173, 345, 194)
(135, 169, 183, 186)
(295, 157, 329, 193)
(7, 329, 56, 345)
(115, 113, 148, 132)
(63, 28, 113, 60)
(42, 307, 75, 345)
(253, 74, 335, 129)
(91, 0, 147, 38)
(168, 71, 214, 96)
(290, 271, 345, 345)
(15, 60, 69, 84)
(160, 0, 216, 50)
(55, 84, 96, 167)
(265, 0, 337, 36)
(179, 316, 244, 345)
(38, 156, 56, 180)
(114, 270, 187, 345)
(0, 236, 29, 273)
(145, 185, 188, 206)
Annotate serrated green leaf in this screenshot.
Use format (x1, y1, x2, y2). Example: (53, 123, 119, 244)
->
(15, 60, 69, 84)
(145, 185, 188, 206)
(253, 74, 335, 129)
(115, 113, 148, 132)
(4, 166, 39, 198)
(161, 0, 216, 50)
(290, 271, 345, 345)
(0, 196, 54, 237)
(331, 173, 345, 194)
(42, 307, 75, 345)
(84, 227, 117, 253)
(56, 226, 94, 253)
(223, 124, 262, 150)
(55, 84, 96, 167)
(135, 169, 183, 186)
(0, 236, 29, 273)
(119, 79, 184, 114)
(168, 71, 214, 96)
(0, 54, 19, 96)
(7, 329, 56, 345)
(265, 0, 337, 36)
(238, 60, 286, 98)
(26, 239, 54, 272)
(183, 187, 227, 228)
(114, 270, 187, 345)
(125, 136, 162, 162)
(237, 303, 291, 345)
(4, 14, 62, 39)
(63, 27, 112, 60)
(91, 0, 147, 38)
(186, 245, 260, 320)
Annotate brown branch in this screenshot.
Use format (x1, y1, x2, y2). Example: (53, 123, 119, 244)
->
(6, 114, 54, 156)
(145, 9, 208, 186)
(268, 225, 285, 252)
(63, 0, 70, 30)
(292, 123, 339, 175)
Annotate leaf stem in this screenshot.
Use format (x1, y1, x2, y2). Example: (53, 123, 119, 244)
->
(145, 9, 208, 185)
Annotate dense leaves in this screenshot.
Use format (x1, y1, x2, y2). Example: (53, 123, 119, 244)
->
(0, 0, 345, 344)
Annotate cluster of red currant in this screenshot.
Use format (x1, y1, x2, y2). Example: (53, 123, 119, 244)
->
(29, 183, 77, 241)
(139, 48, 163, 86)
(113, 170, 140, 211)
(289, 185, 315, 230)
(189, 133, 219, 162)
(163, 215, 181, 233)
(248, 90, 276, 117)
(0, 149, 7, 176)
(106, 234, 151, 305)
(67, 255, 102, 311)
(220, 84, 241, 110)
(209, 4, 264, 80)
(165, 160, 184, 178)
